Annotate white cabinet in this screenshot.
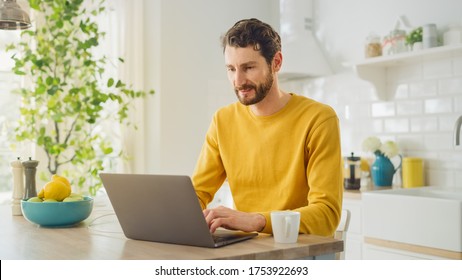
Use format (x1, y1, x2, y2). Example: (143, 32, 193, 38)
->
(363, 242, 450, 260)
(342, 192, 363, 260)
(354, 44, 462, 100)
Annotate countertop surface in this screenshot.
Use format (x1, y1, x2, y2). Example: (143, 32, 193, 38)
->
(343, 185, 396, 200)
(0, 194, 343, 260)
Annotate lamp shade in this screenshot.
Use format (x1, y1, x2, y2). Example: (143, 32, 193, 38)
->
(0, 0, 31, 30)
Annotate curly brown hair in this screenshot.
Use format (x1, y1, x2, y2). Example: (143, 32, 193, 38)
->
(221, 18, 281, 66)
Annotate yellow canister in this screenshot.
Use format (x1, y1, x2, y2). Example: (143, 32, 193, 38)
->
(402, 157, 424, 188)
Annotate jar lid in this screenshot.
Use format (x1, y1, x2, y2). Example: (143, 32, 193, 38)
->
(403, 157, 423, 162)
(366, 32, 381, 41)
(390, 29, 406, 36)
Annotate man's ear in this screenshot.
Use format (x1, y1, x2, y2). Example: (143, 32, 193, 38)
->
(272, 51, 283, 72)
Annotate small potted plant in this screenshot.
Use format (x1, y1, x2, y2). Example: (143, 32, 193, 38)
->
(406, 26, 423, 51)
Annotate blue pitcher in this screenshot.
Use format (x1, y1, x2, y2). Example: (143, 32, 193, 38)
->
(371, 153, 402, 187)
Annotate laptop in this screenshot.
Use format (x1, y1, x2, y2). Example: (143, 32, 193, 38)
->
(99, 173, 258, 248)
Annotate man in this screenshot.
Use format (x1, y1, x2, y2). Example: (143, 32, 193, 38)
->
(192, 18, 342, 237)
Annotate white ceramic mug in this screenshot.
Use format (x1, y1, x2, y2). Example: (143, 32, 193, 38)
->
(271, 211, 300, 243)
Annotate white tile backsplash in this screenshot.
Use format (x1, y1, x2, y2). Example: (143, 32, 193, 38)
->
(423, 58, 453, 79)
(396, 135, 426, 151)
(388, 64, 422, 82)
(372, 119, 383, 133)
(394, 83, 409, 99)
(396, 100, 424, 115)
(424, 133, 453, 150)
(424, 97, 453, 114)
(453, 56, 462, 76)
(384, 118, 409, 133)
(410, 117, 438, 132)
(409, 81, 438, 97)
(439, 77, 462, 95)
(371, 102, 395, 117)
(427, 169, 455, 187)
(454, 95, 462, 112)
(439, 115, 460, 131)
(289, 54, 462, 189)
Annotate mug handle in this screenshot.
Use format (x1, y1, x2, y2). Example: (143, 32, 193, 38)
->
(284, 216, 291, 238)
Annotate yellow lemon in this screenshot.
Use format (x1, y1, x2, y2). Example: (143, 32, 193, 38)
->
(43, 180, 71, 201)
(37, 188, 45, 199)
(51, 174, 71, 189)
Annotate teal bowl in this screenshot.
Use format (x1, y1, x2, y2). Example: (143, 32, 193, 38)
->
(21, 196, 94, 227)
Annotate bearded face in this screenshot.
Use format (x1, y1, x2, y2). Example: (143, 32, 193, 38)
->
(234, 67, 274, 106)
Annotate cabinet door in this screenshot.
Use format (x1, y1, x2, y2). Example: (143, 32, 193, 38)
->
(363, 244, 448, 260)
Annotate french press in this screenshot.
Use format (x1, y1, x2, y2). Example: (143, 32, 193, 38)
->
(344, 152, 361, 190)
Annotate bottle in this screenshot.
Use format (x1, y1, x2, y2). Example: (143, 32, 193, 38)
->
(344, 153, 361, 190)
(22, 157, 39, 200)
(11, 157, 24, 216)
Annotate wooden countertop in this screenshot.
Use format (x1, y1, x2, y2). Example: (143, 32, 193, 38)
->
(0, 195, 343, 260)
(343, 189, 362, 200)
(343, 186, 397, 200)
(364, 237, 462, 260)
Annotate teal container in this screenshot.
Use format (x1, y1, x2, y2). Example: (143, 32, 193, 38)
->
(21, 196, 93, 227)
(371, 153, 402, 187)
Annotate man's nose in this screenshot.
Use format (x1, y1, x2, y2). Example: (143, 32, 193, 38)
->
(234, 69, 247, 87)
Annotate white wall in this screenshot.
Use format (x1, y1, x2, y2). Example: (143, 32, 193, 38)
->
(142, 0, 462, 187)
(316, 0, 462, 71)
(143, 0, 279, 175)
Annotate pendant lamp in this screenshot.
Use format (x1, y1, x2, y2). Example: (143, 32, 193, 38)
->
(0, 0, 31, 30)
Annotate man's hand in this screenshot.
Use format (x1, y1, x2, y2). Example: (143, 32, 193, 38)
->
(203, 206, 266, 233)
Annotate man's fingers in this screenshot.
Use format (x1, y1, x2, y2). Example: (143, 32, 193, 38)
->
(203, 208, 223, 228)
(203, 208, 232, 232)
(209, 218, 223, 233)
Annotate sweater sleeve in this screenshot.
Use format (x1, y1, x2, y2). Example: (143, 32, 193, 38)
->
(191, 114, 227, 209)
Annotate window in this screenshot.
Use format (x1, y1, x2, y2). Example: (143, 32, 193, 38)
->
(0, 2, 123, 204)
(0, 31, 21, 204)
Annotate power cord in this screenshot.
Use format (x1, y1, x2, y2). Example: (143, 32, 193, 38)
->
(87, 212, 123, 234)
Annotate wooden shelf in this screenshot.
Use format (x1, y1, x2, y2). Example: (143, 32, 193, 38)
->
(353, 44, 462, 99)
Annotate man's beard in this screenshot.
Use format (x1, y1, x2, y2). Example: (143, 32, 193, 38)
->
(234, 71, 274, 106)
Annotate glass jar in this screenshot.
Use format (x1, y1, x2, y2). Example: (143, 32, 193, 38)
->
(382, 35, 392, 56)
(391, 29, 407, 53)
(365, 33, 382, 58)
(389, 29, 407, 54)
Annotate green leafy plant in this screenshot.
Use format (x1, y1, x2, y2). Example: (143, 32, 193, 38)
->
(405, 26, 423, 46)
(6, 0, 154, 195)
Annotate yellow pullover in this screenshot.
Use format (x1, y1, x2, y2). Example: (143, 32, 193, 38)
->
(192, 94, 343, 236)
